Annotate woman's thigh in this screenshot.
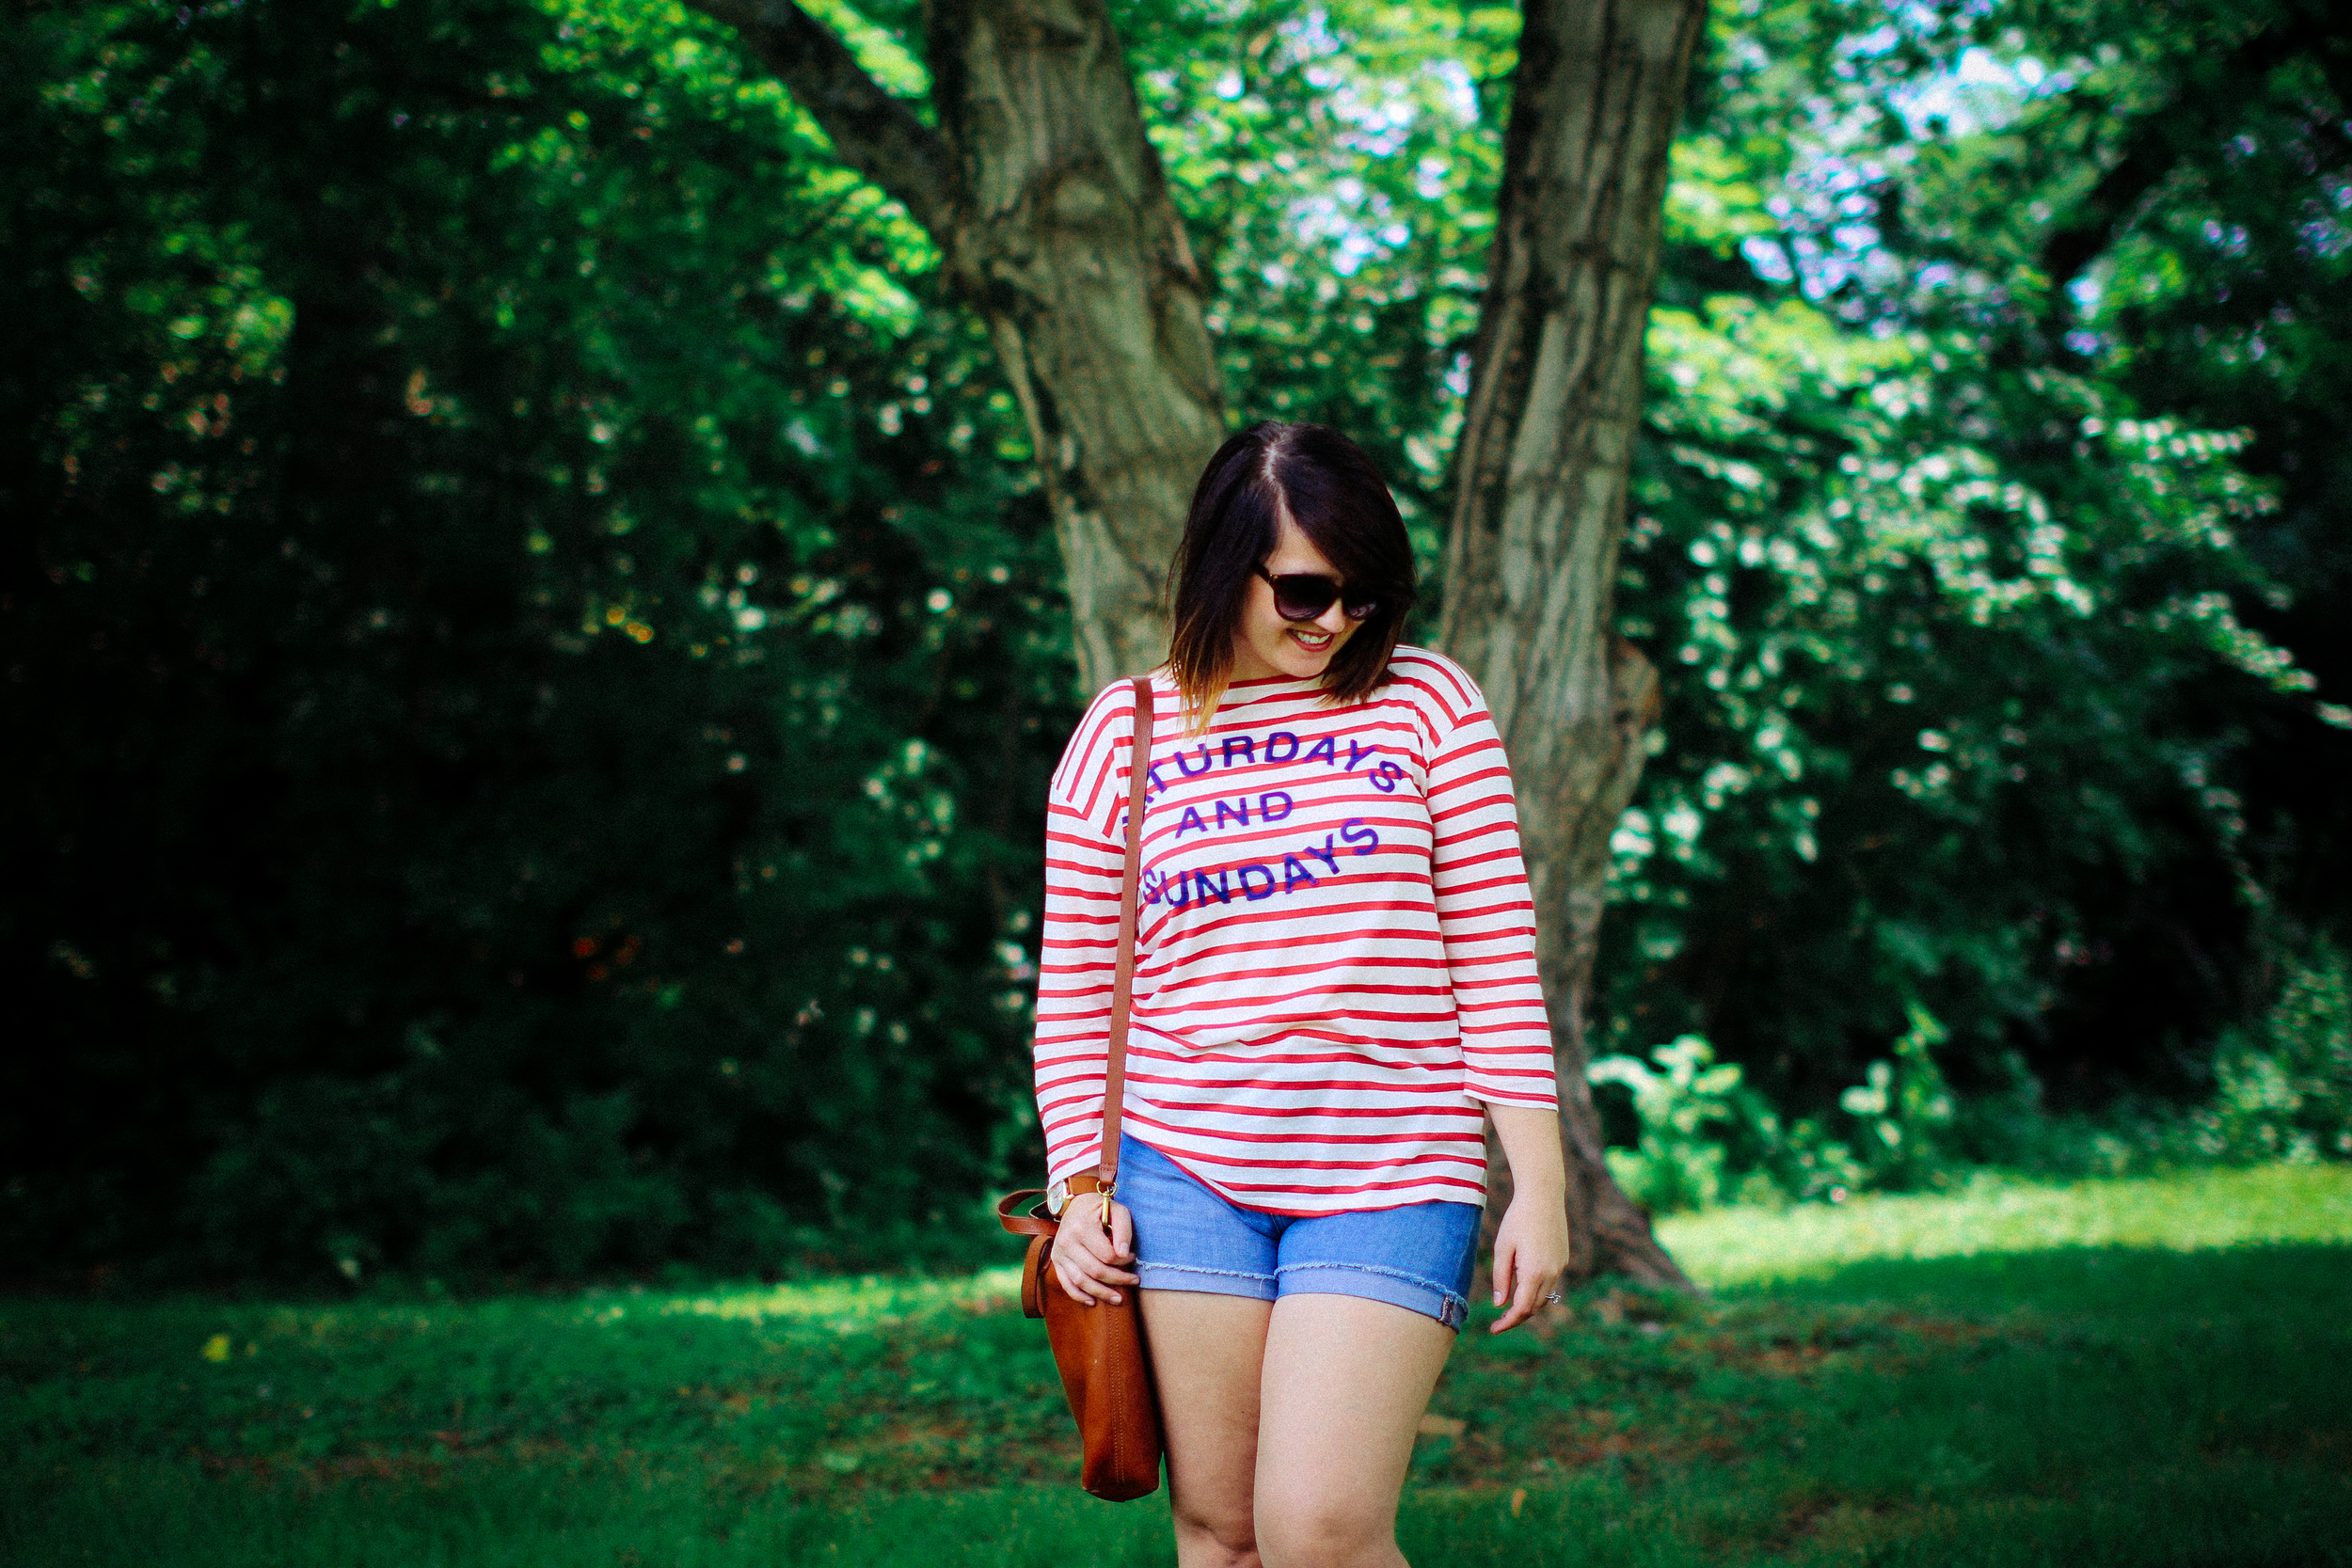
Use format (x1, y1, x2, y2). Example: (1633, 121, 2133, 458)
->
(1123, 1136, 1283, 1554)
(1253, 1294, 1454, 1566)
(1140, 1290, 1273, 1554)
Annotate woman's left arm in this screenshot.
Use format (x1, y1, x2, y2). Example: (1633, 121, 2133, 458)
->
(1487, 1104, 1572, 1332)
(1412, 657, 1573, 1330)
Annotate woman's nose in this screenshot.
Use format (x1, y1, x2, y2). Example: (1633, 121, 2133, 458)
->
(1313, 600, 1349, 635)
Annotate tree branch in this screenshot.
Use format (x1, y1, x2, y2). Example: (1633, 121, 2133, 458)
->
(682, 0, 961, 239)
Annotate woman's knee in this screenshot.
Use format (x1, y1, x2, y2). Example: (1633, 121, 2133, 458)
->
(1171, 1492, 1259, 1567)
(1252, 1488, 1392, 1568)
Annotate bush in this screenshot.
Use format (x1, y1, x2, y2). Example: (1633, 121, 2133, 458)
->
(1597, 956, 2352, 1218)
(1592, 1006, 1964, 1213)
(1588, 1036, 1760, 1213)
(1833, 1007, 1958, 1194)
(2203, 942, 2352, 1163)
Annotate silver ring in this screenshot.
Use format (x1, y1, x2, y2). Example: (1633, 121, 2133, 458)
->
(1542, 1292, 1565, 1305)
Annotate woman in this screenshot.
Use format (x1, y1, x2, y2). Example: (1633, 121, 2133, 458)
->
(1034, 421, 1571, 1568)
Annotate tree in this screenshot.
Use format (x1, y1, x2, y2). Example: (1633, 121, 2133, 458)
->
(1438, 0, 1708, 1285)
(1, 0, 1070, 1279)
(688, 0, 1705, 1281)
(1586, 0, 2347, 1120)
(687, 0, 1224, 687)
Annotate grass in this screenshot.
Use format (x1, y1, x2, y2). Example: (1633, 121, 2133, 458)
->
(6, 1164, 2350, 1566)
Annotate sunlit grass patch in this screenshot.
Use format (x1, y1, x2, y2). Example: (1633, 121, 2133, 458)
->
(654, 1265, 1021, 1326)
(1658, 1161, 2352, 1290)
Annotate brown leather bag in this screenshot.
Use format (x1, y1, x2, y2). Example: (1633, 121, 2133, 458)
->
(996, 675, 1165, 1502)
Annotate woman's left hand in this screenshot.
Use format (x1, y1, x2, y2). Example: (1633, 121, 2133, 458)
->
(1488, 1190, 1571, 1332)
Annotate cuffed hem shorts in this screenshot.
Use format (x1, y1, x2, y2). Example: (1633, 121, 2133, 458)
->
(1116, 1132, 1482, 1330)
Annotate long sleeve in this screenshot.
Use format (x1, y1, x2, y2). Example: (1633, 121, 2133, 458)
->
(1420, 678, 1559, 1109)
(1031, 682, 1136, 1183)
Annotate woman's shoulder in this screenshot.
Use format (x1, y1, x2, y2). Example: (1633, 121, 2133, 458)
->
(1051, 675, 1152, 807)
(1380, 645, 1489, 726)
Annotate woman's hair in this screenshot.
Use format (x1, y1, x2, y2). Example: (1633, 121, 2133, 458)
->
(1166, 421, 1418, 728)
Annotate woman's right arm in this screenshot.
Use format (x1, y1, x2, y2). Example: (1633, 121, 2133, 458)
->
(1031, 684, 1142, 1304)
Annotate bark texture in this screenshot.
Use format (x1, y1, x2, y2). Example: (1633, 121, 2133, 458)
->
(1438, 0, 1707, 1289)
(689, 0, 1223, 689)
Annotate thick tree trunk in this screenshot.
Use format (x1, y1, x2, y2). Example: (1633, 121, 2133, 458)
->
(1438, 0, 1707, 1289)
(926, 0, 1224, 688)
(687, 0, 1220, 689)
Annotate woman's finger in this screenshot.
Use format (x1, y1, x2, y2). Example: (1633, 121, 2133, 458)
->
(1053, 1253, 1107, 1305)
(1051, 1218, 1137, 1304)
(1069, 1211, 1140, 1282)
(1108, 1200, 1136, 1265)
(1052, 1241, 1121, 1305)
(1491, 1258, 1544, 1333)
(1490, 1236, 1518, 1308)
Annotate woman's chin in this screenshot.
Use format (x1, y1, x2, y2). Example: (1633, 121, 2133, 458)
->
(1269, 645, 1337, 679)
(1234, 628, 1345, 681)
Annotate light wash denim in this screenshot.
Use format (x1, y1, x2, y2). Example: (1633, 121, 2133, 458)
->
(1117, 1132, 1481, 1330)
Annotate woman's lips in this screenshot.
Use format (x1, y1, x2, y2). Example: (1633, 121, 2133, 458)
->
(1289, 627, 1334, 652)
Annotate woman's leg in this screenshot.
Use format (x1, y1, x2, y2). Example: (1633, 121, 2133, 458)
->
(1140, 1290, 1275, 1568)
(1251, 1294, 1454, 1568)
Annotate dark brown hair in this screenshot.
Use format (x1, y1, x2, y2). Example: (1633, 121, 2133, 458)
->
(1166, 421, 1418, 729)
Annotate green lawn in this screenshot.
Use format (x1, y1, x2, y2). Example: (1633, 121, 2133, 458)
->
(6, 1164, 2349, 1566)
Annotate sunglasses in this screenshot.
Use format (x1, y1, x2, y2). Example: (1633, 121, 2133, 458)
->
(1256, 565, 1381, 623)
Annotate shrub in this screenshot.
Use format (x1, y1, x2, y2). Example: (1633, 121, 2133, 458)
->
(2204, 942, 2352, 1163)
(1835, 1006, 1958, 1193)
(1587, 1036, 1760, 1213)
(1592, 1006, 1961, 1212)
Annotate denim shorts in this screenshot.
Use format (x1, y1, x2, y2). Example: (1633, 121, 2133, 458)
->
(1117, 1133, 1482, 1330)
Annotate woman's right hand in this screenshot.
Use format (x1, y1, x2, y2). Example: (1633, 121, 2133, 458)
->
(1049, 1196, 1138, 1306)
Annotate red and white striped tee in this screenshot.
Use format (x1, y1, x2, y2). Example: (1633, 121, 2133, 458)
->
(1032, 646, 1558, 1215)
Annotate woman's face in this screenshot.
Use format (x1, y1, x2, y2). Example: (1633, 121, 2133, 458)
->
(1229, 512, 1363, 682)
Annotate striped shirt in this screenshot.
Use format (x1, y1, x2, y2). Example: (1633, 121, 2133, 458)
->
(1032, 646, 1558, 1214)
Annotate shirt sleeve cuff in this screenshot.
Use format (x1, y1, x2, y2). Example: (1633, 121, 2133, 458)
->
(1047, 1145, 1104, 1185)
(1464, 1080, 1559, 1111)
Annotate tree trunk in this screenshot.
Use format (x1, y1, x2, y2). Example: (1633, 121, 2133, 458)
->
(686, 0, 1222, 689)
(1438, 0, 1707, 1290)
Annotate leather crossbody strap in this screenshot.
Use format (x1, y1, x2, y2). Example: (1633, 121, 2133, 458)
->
(1099, 675, 1155, 1192)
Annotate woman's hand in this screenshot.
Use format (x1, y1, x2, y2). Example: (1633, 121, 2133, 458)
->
(1488, 1189, 1571, 1332)
(1049, 1196, 1138, 1307)
(1487, 1104, 1572, 1333)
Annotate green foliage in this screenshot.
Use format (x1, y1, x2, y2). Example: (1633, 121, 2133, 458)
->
(2, 0, 1070, 1282)
(1598, 0, 2348, 1101)
(1588, 1036, 1767, 1213)
(2204, 942, 2352, 1163)
(1836, 1006, 1959, 1191)
(1595, 1008, 1962, 1212)
(7, 1166, 2350, 1565)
